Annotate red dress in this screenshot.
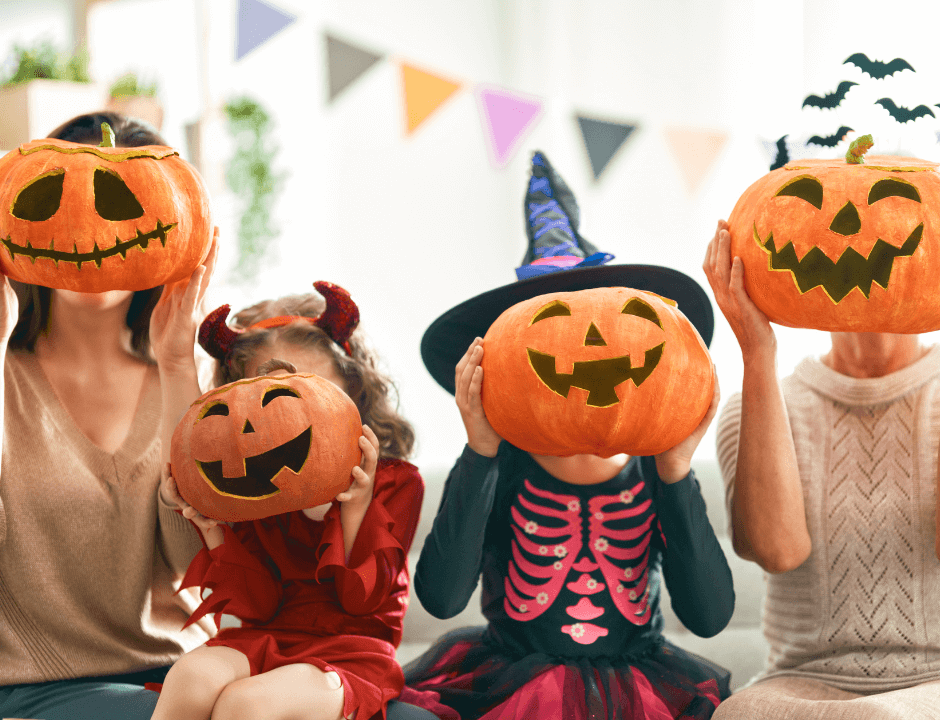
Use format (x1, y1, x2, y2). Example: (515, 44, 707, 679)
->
(178, 459, 424, 720)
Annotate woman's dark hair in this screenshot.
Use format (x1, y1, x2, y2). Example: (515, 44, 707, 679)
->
(215, 293, 417, 461)
(8, 111, 167, 361)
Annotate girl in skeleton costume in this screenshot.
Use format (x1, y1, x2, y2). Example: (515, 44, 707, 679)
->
(151, 282, 431, 720)
(405, 152, 735, 720)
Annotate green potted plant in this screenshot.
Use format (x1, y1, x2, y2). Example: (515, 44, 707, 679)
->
(106, 72, 164, 131)
(0, 41, 103, 150)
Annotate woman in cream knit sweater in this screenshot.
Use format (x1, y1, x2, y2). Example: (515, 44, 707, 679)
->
(0, 112, 216, 720)
(703, 220, 940, 719)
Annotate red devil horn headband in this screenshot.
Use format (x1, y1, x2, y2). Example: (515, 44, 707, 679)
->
(198, 281, 360, 361)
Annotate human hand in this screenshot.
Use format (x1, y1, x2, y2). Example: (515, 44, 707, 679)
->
(455, 338, 501, 457)
(0, 275, 19, 345)
(160, 463, 224, 549)
(150, 228, 219, 371)
(336, 424, 379, 513)
(654, 367, 720, 483)
(703, 220, 776, 364)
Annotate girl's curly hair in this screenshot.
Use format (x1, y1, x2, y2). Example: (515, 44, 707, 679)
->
(216, 293, 415, 461)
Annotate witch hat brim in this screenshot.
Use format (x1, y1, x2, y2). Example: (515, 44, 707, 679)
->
(421, 262, 713, 395)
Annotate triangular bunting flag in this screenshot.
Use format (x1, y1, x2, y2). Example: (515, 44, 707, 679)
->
(664, 127, 728, 195)
(477, 86, 544, 168)
(576, 115, 637, 180)
(401, 63, 461, 134)
(236, 0, 297, 61)
(325, 34, 384, 103)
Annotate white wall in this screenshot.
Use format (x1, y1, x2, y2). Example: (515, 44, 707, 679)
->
(4, 0, 940, 469)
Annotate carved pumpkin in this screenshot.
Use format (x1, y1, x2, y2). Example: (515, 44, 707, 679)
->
(481, 287, 713, 457)
(171, 373, 362, 522)
(727, 155, 940, 332)
(0, 136, 212, 292)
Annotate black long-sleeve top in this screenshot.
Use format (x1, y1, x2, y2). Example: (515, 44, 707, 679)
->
(415, 444, 734, 660)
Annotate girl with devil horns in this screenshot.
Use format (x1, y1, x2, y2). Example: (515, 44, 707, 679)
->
(150, 282, 434, 720)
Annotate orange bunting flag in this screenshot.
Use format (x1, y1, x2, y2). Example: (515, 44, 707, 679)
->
(400, 63, 461, 134)
(663, 126, 728, 195)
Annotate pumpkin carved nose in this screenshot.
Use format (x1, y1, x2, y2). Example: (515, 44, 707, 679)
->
(829, 201, 861, 236)
(242, 419, 255, 434)
(584, 323, 607, 346)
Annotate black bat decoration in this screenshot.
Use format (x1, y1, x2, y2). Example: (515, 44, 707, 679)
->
(808, 126, 853, 148)
(844, 53, 914, 79)
(770, 135, 789, 171)
(875, 98, 936, 123)
(802, 81, 857, 110)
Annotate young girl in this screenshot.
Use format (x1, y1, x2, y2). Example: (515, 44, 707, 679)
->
(404, 152, 735, 720)
(152, 281, 425, 720)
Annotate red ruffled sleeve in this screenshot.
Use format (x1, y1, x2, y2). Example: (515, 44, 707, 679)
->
(178, 523, 283, 629)
(315, 460, 424, 616)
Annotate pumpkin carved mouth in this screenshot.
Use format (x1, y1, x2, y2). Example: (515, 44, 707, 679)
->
(196, 426, 312, 498)
(0, 219, 177, 270)
(526, 344, 665, 408)
(754, 222, 923, 303)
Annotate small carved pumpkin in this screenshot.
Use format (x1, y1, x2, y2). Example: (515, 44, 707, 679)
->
(727, 155, 940, 332)
(171, 373, 362, 522)
(481, 287, 713, 457)
(0, 136, 212, 292)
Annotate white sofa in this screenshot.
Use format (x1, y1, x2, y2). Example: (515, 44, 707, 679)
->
(397, 459, 769, 692)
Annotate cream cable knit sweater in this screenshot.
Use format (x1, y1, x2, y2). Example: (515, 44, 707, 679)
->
(0, 351, 211, 684)
(716, 346, 940, 692)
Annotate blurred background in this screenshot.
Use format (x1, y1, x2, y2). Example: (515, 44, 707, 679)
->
(3, 0, 940, 471)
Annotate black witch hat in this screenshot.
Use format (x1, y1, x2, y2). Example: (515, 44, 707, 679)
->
(421, 151, 713, 394)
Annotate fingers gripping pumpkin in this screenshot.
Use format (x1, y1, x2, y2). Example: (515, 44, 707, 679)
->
(727, 154, 940, 332)
(171, 373, 363, 522)
(0, 134, 212, 292)
(481, 287, 713, 457)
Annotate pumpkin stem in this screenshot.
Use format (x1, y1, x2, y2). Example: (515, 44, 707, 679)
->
(845, 134, 873, 164)
(99, 122, 116, 148)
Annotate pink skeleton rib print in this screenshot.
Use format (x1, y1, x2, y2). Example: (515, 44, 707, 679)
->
(504, 478, 658, 645)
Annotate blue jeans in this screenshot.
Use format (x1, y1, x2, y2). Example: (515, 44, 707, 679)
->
(0, 666, 168, 720)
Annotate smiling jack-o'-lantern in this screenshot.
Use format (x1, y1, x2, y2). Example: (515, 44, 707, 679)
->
(171, 373, 362, 522)
(727, 153, 940, 332)
(481, 286, 713, 457)
(0, 129, 212, 292)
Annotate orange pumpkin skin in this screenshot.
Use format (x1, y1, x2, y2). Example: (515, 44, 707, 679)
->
(171, 374, 362, 522)
(481, 287, 713, 457)
(0, 138, 212, 292)
(727, 155, 940, 332)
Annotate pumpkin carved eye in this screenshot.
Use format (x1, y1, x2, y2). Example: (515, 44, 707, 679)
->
(775, 176, 823, 209)
(869, 178, 921, 204)
(11, 169, 65, 221)
(94, 168, 145, 221)
(530, 300, 571, 325)
(621, 298, 662, 328)
(262, 386, 301, 406)
(199, 402, 229, 419)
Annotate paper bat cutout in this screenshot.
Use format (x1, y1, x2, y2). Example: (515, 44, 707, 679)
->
(803, 81, 857, 110)
(770, 135, 789, 171)
(875, 98, 936, 123)
(844, 53, 914, 79)
(808, 126, 853, 148)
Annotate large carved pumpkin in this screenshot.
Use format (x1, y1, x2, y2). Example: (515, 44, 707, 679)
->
(727, 155, 940, 332)
(171, 373, 362, 522)
(0, 136, 212, 292)
(481, 287, 713, 457)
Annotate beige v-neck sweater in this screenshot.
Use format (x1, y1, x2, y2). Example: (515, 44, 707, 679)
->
(716, 347, 940, 692)
(0, 351, 211, 684)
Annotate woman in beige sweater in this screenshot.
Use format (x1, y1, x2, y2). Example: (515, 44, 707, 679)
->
(0, 112, 216, 720)
(704, 220, 940, 719)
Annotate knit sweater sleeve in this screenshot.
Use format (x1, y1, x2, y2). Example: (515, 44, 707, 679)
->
(414, 444, 503, 619)
(156, 485, 204, 576)
(714, 391, 743, 537)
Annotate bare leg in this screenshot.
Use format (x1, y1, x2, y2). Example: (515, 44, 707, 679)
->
(211, 663, 347, 720)
(151, 645, 251, 720)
